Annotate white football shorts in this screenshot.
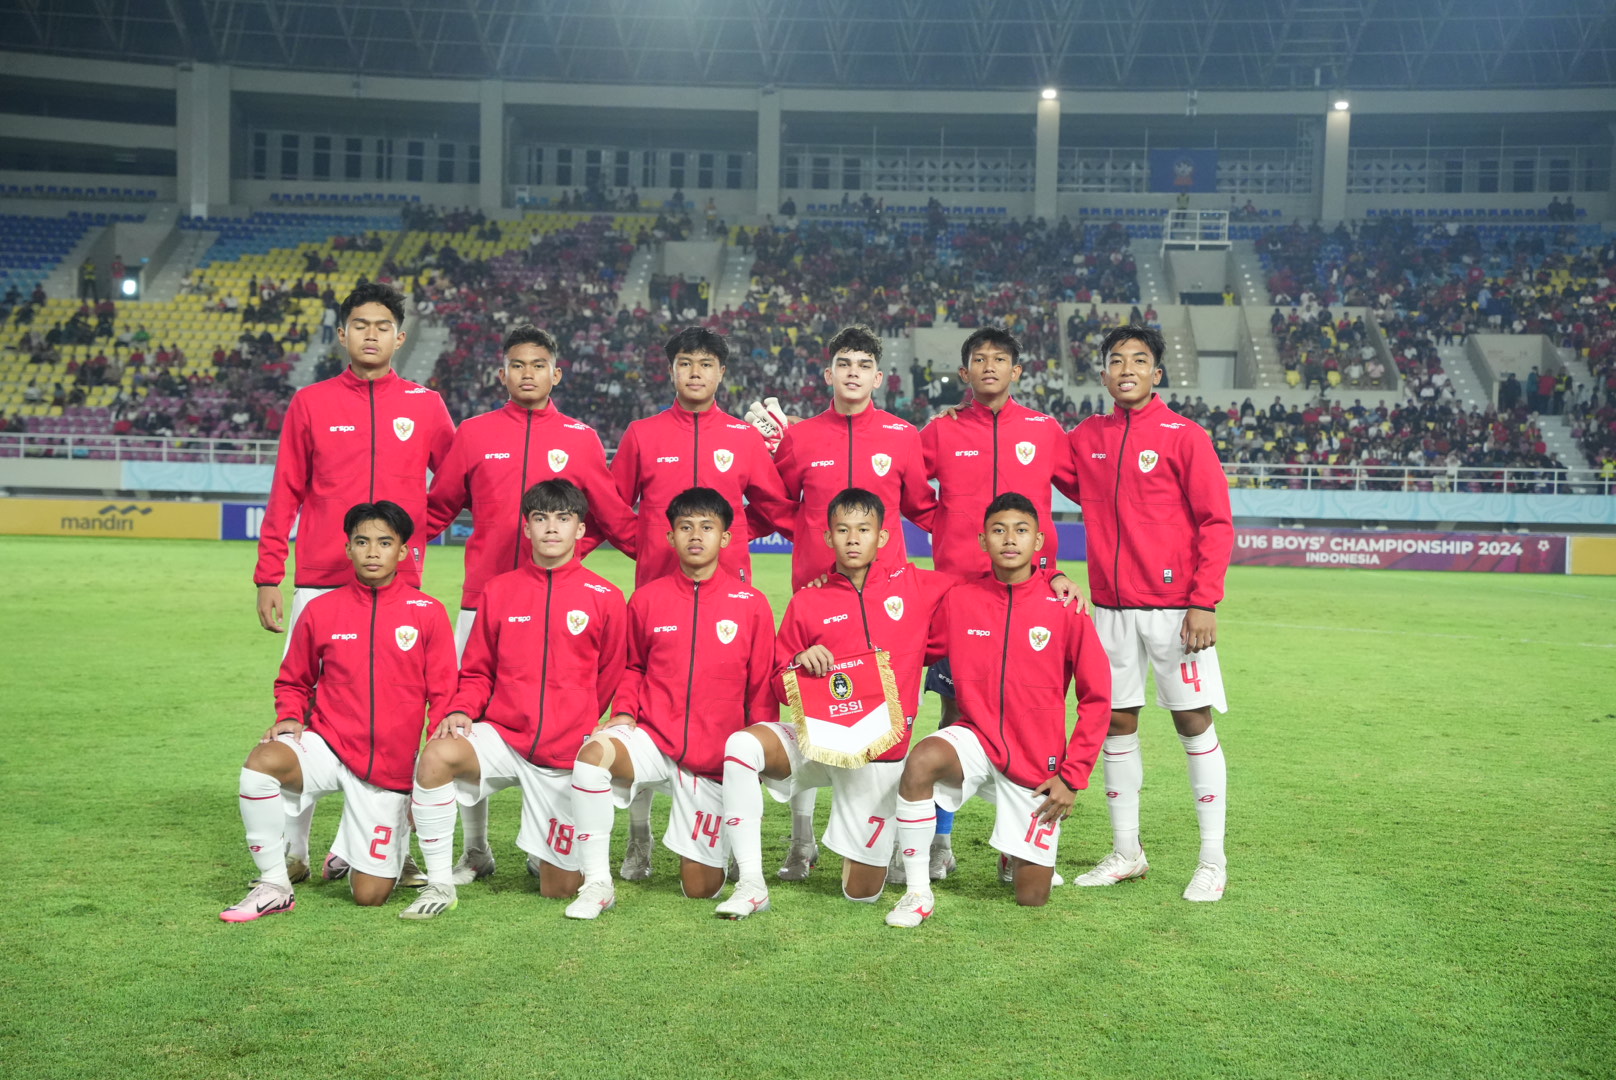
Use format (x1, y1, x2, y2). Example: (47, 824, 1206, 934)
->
(276, 730, 409, 877)
(455, 723, 582, 872)
(603, 726, 728, 869)
(282, 586, 336, 658)
(753, 720, 904, 866)
(924, 726, 1063, 868)
(1092, 607, 1228, 714)
(453, 608, 478, 664)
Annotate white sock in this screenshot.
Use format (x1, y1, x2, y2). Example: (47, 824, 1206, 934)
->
(721, 732, 767, 887)
(628, 787, 653, 837)
(571, 761, 615, 885)
(1102, 733, 1144, 858)
(411, 782, 458, 886)
(286, 801, 314, 862)
(894, 797, 936, 897)
(789, 786, 817, 846)
(460, 798, 489, 854)
(239, 768, 292, 889)
(1180, 725, 1226, 867)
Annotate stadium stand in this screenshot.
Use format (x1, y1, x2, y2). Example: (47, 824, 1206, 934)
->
(0, 211, 138, 300)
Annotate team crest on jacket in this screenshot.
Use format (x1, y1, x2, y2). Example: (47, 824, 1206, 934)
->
(395, 625, 418, 652)
(715, 619, 738, 645)
(1015, 440, 1037, 465)
(713, 449, 734, 473)
(871, 453, 892, 477)
(1028, 626, 1051, 652)
(548, 448, 569, 472)
(566, 610, 589, 635)
(884, 596, 904, 620)
(393, 417, 415, 442)
(1138, 450, 1159, 473)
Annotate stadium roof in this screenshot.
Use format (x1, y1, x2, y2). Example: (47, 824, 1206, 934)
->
(3, 0, 1615, 92)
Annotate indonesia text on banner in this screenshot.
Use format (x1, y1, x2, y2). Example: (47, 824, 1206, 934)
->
(0, 498, 221, 539)
(1232, 527, 1566, 573)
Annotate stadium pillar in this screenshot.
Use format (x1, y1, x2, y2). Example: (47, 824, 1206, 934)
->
(756, 90, 782, 218)
(1320, 103, 1351, 225)
(1034, 98, 1060, 222)
(479, 80, 506, 213)
(176, 64, 233, 217)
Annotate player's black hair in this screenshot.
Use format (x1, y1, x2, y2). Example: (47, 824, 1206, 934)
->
(665, 486, 734, 530)
(663, 325, 729, 366)
(959, 326, 1022, 366)
(827, 487, 886, 528)
(1100, 324, 1165, 367)
(503, 323, 558, 357)
(826, 324, 883, 365)
(983, 491, 1039, 527)
(521, 478, 589, 519)
(338, 281, 406, 327)
(343, 500, 414, 543)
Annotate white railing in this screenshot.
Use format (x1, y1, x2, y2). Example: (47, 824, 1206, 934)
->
(1223, 461, 1612, 496)
(0, 432, 280, 465)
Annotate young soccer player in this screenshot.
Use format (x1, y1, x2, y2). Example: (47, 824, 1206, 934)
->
(1065, 325, 1234, 902)
(221, 501, 456, 922)
(424, 323, 638, 884)
(610, 327, 793, 879)
(565, 488, 777, 919)
(886, 493, 1110, 927)
(253, 281, 454, 884)
(401, 480, 627, 919)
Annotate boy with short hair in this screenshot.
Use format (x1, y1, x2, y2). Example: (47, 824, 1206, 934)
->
(221, 501, 456, 922)
(886, 493, 1111, 927)
(401, 480, 628, 919)
(565, 488, 777, 919)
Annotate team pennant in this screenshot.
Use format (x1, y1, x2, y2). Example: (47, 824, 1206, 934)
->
(781, 649, 904, 769)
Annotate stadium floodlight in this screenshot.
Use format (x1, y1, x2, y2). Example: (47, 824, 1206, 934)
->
(1333, 98, 1351, 111)
(1041, 87, 1059, 101)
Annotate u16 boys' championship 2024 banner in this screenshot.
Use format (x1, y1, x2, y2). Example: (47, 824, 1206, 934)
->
(1232, 528, 1567, 574)
(781, 650, 906, 769)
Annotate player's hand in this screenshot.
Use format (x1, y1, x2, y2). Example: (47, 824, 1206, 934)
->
(1182, 608, 1217, 653)
(1032, 776, 1077, 824)
(744, 396, 791, 454)
(1048, 573, 1087, 612)
(261, 719, 304, 744)
(935, 404, 963, 421)
(435, 712, 475, 740)
(803, 573, 831, 589)
(604, 713, 637, 730)
(795, 645, 836, 679)
(256, 585, 285, 633)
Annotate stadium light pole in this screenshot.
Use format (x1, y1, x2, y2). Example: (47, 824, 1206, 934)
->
(1041, 87, 1059, 101)
(1333, 97, 1351, 111)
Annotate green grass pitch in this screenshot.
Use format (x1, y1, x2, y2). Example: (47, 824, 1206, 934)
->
(2, 536, 1612, 1079)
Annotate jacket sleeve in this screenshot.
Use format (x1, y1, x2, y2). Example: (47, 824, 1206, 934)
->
(610, 423, 642, 507)
(1183, 431, 1235, 610)
(1058, 614, 1113, 792)
(426, 393, 456, 473)
(421, 601, 459, 733)
(744, 595, 779, 726)
(577, 431, 639, 558)
(424, 428, 471, 542)
(899, 430, 939, 533)
(594, 592, 630, 722)
(919, 420, 941, 483)
(1051, 428, 1082, 507)
(923, 590, 953, 666)
(254, 391, 311, 586)
(742, 435, 796, 541)
(771, 601, 809, 706)
(272, 608, 319, 722)
(447, 594, 498, 718)
(608, 595, 647, 722)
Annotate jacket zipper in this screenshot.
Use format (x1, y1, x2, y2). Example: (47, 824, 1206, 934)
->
(846, 413, 854, 488)
(691, 410, 700, 487)
(991, 409, 1000, 495)
(528, 569, 553, 760)
(365, 585, 377, 781)
(1113, 410, 1131, 606)
(514, 410, 533, 569)
(998, 581, 1013, 774)
(367, 381, 376, 501)
(678, 579, 701, 766)
(855, 580, 873, 649)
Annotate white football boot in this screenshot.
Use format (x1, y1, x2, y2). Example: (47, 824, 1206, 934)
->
(885, 891, 936, 928)
(1072, 849, 1150, 887)
(397, 882, 457, 920)
(1182, 861, 1227, 902)
(714, 881, 771, 920)
(564, 880, 617, 920)
(450, 848, 496, 885)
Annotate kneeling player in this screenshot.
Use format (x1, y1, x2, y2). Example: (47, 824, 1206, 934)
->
(221, 501, 455, 921)
(402, 480, 627, 919)
(887, 494, 1110, 926)
(567, 488, 777, 919)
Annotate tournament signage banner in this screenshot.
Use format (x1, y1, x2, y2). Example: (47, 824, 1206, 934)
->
(1149, 149, 1219, 193)
(781, 649, 905, 768)
(1232, 527, 1567, 574)
(0, 497, 220, 539)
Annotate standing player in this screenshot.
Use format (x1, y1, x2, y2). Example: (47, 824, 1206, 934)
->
(566, 488, 777, 919)
(1066, 325, 1233, 902)
(401, 480, 628, 919)
(221, 501, 456, 921)
(886, 494, 1110, 927)
(252, 281, 454, 883)
(424, 323, 638, 885)
(610, 326, 793, 879)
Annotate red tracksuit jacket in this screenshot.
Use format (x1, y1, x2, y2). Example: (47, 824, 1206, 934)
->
(772, 560, 956, 762)
(611, 404, 794, 588)
(255, 368, 455, 589)
(449, 557, 628, 768)
(611, 569, 777, 780)
(920, 397, 1080, 579)
(425, 400, 638, 610)
(771, 406, 939, 590)
(926, 573, 1111, 791)
(274, 575, 457, 793)
(1067, 394, 1234, 610)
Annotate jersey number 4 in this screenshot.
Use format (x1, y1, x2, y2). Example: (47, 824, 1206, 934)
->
(1180, 661, 1202, 693)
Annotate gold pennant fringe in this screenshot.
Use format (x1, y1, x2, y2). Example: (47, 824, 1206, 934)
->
(784, 650, 906, 770)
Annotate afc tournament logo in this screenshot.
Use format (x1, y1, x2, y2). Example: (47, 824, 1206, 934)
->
(1138, 450, 1159, 473)
(1028, 626, 1051, 652)
(715, 619, 738, 645)
(1015, 441, 1036, 465)
(392, 417, 415, 442)
(548, 448, 569, 472)
(566, 610, 589, 636)
(884, 596, 904, 621)
(829, 672, 854, 700)
(394, 626, 418, 652)
(713, 449, 734, 473)
(871, 453, 892, 477)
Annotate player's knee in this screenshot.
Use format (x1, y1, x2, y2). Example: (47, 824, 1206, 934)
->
(1171, 708, 1212, 737)
(575, 738, 605, 768)
(244, 740, 295, 777)
(1108, 710, 1140, 736)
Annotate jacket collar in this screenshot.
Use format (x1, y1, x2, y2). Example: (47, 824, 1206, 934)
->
(522, 554, 584, 581)
(660, 565, 739, 596)
(501, 399, 565, 424)
(1111, 393, 1168, 422)
(338, 366, 399, 392)
(666, 401, 730, 429)
(345, 572, 406, 601)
